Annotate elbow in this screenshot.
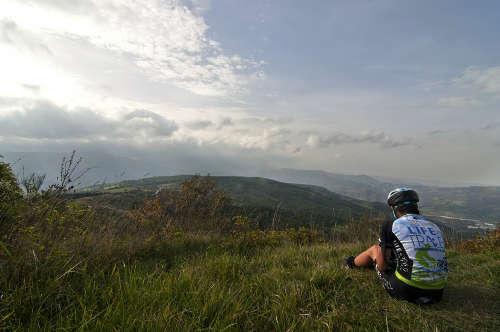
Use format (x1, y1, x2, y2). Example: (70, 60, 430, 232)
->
(377, 260, 386, 271)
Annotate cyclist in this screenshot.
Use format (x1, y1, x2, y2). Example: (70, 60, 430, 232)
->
(345, 188, 448, 304)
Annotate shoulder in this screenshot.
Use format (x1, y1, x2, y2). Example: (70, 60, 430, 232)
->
(394, 214, 421, 225)
(407, 214, 435, 226)
(392, 214, 418, 233)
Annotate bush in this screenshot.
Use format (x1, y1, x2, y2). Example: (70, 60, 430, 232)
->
(0, 158, 23, 248)
(455, 229, 500, 253)
(129, 175, 233, 233)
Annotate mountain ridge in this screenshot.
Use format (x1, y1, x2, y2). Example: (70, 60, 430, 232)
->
(264, 168, 500, 221)
(84, 174, 385, 217)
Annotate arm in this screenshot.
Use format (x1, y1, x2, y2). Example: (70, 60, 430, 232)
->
(377, 219, 394, 271)
(374, 247, 392, 271)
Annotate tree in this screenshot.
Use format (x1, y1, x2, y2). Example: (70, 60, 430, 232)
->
(131, 175, 233, 233)
(0, 157, 22, 235)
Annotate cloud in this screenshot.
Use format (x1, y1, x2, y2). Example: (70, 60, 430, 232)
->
(306, 131, 413, 149)
(437, 96, 482, 108)
(0, 19, 51, 54)
(0, 101, 114, 139)
(0, 100, 298, 153)
(481, 122, 500, 131)
(228, 127, 292, 151)
(28, 0, 96, 13)
(186, 0, 212, 14)
(123, 110, 178, 137)
(185, 120, 214, 130)
(21, 84, 41, 92)
(218, 117, 234, 128)
(0, 101, 177, 140)
(430, 66, 500, 111)
(184, 117, 233, 130)
(454, 66, 500, 95)
(238, 117, 293, 126)
(1, 0, 262, 97)
(428, 129, 451, 136)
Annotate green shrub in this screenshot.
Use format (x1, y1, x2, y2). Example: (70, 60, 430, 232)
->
(0, 159, 23, 245)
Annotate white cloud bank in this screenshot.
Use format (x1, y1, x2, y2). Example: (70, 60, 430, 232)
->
(0, 101, 177, 140)
(0, 0, 281, 154)
(0, 0, 260, 99)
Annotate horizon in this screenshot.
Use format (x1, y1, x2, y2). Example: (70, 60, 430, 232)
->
(3, 149, 498, 188)
(1, 1, 500, 185)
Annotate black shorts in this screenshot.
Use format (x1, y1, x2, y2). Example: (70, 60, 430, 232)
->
(377, 269, 444, 304)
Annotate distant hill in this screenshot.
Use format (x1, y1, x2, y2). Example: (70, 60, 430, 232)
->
(265, 169, 500, 222)
(263, 169, 389, 202)
(78, 175, 386, 227)
(117, 175, 381, 211)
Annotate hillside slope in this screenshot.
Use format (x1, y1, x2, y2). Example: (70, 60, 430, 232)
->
(79, 175, 385, 224)
(266, 169, 500, 221)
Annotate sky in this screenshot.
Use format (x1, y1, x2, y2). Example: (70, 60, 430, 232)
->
(1, 0, 499, 185)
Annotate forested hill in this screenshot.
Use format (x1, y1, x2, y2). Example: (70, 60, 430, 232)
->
(78, 175, 386, 227)
(264, 169, 500, 222)
(77, 174, 498, 234)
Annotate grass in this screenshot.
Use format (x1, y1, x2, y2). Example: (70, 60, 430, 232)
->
(2, 239, 498, 331)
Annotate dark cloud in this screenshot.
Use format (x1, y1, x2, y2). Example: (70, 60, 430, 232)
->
(0, 101, 114, 139)
(185, 117, 234, 130)
(123, 109, 178, 137)
(428, 129, 450, 136)
(309, 131, 413, 149)
(0, 102, 177, 140)
(480, 122, 500, 131)
(218, 117, 234, 127)
(185, 120, 214, 130)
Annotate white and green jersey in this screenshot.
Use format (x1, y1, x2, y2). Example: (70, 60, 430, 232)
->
(379, 214, 448, 289)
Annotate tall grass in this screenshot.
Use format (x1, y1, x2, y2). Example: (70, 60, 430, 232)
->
(1, 239, 498, 331)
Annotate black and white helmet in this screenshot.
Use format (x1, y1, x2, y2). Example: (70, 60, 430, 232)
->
(387, 188, 419, 207)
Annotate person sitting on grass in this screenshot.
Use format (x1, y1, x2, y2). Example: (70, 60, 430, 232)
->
(345, 188, 448, 304)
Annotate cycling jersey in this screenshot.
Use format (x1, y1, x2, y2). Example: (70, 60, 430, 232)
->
(379, 214, 448, 290)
